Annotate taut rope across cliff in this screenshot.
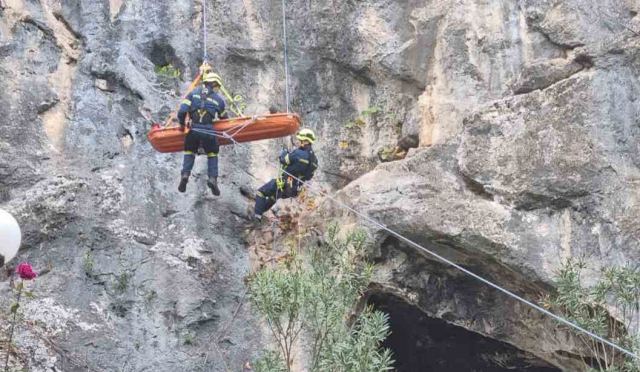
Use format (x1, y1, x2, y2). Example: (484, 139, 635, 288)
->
(179, 0, 640, 362)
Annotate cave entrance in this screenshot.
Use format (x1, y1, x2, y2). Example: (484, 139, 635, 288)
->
(368, 292, 561, 372)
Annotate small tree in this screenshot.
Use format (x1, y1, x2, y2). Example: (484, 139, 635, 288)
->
(316, 308, 393, 372)
(249, 260, 306, 370)
(249, 224, 394, 371)
(253, 350, 287, 372)
(548, 259, 640, 371)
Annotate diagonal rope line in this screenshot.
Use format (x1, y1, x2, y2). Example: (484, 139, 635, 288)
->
(209, 133, 639, 361)
(276, 164, 640, 360)
(188, 3, 638, 351)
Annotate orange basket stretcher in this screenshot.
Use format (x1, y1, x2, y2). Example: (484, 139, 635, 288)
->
(147, 113, 301, 153)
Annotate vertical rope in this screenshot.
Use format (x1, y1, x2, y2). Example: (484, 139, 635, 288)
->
(281, 0, 290, 112)
(202, 0, 208, 61)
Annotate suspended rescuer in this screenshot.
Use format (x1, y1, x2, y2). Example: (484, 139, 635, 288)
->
(177, 71, 229, 195)
(253, 128, 318, 222)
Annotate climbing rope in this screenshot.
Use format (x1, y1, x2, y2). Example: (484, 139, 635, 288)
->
(202, 0, 208, 61)
(210, 133, 639, 361)
(188, 116, 257, 143)
(185, 107, 640, 361)
(277, 163, 640, 360)
(180, 2, 638, 358)
(281, 0, 290, 113)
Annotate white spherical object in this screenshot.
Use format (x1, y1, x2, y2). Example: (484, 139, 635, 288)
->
(0, 209, 21, 265)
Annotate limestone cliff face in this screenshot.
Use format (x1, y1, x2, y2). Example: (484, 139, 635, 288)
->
(0, 0, 639, 371)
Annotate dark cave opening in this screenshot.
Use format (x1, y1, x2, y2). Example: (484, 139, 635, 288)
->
(368, 292, 561, 372)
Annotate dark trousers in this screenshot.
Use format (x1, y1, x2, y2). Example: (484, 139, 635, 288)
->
(254, 178, 300, 216)
(181, 126, 219, 178)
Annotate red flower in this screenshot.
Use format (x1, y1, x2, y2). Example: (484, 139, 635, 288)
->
(16, 262, 37, 280)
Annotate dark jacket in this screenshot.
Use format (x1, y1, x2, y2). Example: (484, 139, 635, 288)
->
(279, 145, 318, 183)
(178, 86, 228, 126)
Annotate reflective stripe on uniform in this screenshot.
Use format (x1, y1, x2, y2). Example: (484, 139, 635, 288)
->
(206, 97, 219, 106)
(284, 154, 290, 164)
(181, 99, 191, 106)
(298, 158, 309, 164)
(184, 151, 194, 155)
(207, 152, 218, 158)
(257, 191, 274, 201)
(193, 94, 201, 98)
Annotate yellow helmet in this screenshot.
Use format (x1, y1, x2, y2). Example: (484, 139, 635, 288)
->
(202, 72, 223, 86)
(296, 128, 316, 144)
(199, 61, 212, 74)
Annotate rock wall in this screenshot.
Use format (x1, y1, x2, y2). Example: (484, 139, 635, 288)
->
(0, 0, 639, 370)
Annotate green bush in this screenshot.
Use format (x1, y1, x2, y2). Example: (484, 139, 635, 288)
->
(248, 224, 394, 371)
(82, 250, 94, 276)
(154, 64, 181, 79)
(549, 259, 640, 371)
(361, 106, 381, 117)
(249, 263, 306, 368)
(253, 350, 287, 372)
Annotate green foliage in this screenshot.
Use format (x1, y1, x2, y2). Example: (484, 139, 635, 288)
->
(377, 146, 396, 162)
(549, 259, 640, 371)
(5, 279, 32, 372)
(183, 331, 195, 346)
(249, 261, 306, 370)
(22, 291, 35, 300)
(361, 106, 381, 117)
(114, 272, 130, 293)
(345, 118, 365, 129)
(83, 250, 95, 276)
(253, 350, 287, 372)
(154, 64, 181, 79)
(317, 308, 393, 372)
(145, 289, 157, 304)
(249, 224, 394, 371)
(344, 106, 382, 130)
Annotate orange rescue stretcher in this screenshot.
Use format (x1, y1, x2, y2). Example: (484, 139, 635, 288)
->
(146, 62, 300, 153)
(147, 113, 301, 153)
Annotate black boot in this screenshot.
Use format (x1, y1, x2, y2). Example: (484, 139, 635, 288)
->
(207, 176, 220, 196)
(251, 213, 264, 226)
(178, 173, 189, 193)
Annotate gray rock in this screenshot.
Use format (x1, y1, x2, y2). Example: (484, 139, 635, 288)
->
(2, 0, 640, 370)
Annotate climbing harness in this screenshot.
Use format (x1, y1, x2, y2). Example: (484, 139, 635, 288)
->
(218, 130, 640, 361)
(147, 0, 302, 153)
(148, 0, 640, 361)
